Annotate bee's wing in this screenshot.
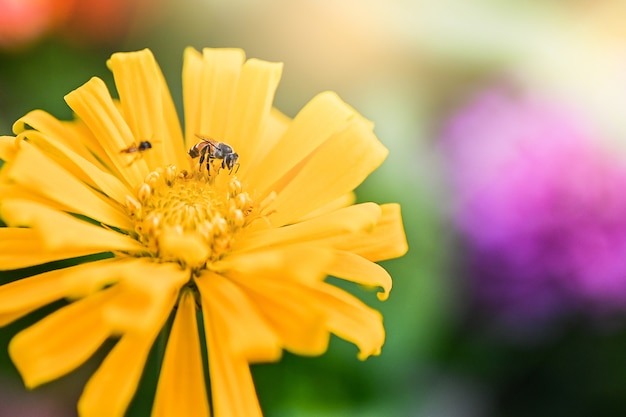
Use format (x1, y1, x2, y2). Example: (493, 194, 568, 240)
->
(120, 146, 134, 154)
(194, 134, 220, 150)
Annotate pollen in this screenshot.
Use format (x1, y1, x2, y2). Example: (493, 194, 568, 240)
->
(124, 166, 259, 268)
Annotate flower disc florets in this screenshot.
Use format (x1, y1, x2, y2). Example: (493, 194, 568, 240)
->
(125, 166, 256, 268)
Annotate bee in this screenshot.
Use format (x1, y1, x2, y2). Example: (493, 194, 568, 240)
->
(120, 141, 153, 165)
(189, 134, 239, 174)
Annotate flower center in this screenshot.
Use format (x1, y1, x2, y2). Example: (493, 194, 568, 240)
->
(124, 166, 259, 268)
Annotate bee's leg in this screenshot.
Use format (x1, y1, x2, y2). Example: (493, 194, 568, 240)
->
(198, 148, 208, 172)
(206, 156, 213, 175)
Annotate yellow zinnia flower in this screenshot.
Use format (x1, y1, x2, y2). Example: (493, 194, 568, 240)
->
(0, 48, 407, 417)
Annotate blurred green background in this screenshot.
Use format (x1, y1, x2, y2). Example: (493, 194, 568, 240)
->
(2, 0, 626, 416)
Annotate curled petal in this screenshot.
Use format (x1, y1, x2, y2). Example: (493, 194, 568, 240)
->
(333, 203, 408, 262)
(327, 250, 393, 301)
(313, 283, 385, 360)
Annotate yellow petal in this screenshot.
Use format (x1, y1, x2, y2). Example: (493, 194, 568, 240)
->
(0, 258, 119, 326)
(19, 129, 131, 204)
(267, 203, 408, 263)
(333, 203, 408, 262)
(327, 250, 392, 301)
(0, 227, 101, 270)
(202, 290, 263, 417)
(68, 118, 116, 168)
(154, 55, 188, 169)
(0, 135, 19, 162)
(225, 58, 283, 180)
(78, 333, 158, 417)
(214, 245, 333, 284)
(101, 260, 189, 334)
(5, 140, 132, 229)
(255, 107, 291, 162)
(78, 264, 182, 417)
(181, 47, 203, 149)
(64, 77, 146, 186)
(0, 267, 69, 326)
(238, 202, 381, 253)
(228, 273, 330, 356)
(1, 200, 143, 253)
(267, 115, 388, 226)
(0, 311, 32, 327)
(0, 183, 66, 211)
(297, 192, 355, 221)
(61, 257, 152, 299)
(158, 229, 210, 269)
(152, 290, 210, 417)
(246, 91, 357, 196)
(314, 283, 385, 360)
(183, 47, 245, 149)
(108, 49, 186, 169)
(197, 272, 282, 362)
(108, 49, 163, 165)
(9, 287, 117, 388)
(14, 110, 101, 165)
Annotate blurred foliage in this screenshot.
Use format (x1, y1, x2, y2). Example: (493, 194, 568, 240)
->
(0, 40, 114, 135)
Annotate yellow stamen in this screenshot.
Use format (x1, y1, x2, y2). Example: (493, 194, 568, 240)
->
(124, 166, 260, 268)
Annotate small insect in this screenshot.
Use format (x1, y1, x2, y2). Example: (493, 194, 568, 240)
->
(189, 134, 239, 174)
(120, 141, 153, 165)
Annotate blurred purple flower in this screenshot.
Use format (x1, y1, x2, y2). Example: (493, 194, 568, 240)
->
(441, 88, 626, 325)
